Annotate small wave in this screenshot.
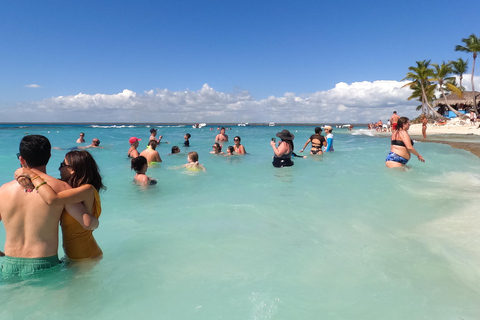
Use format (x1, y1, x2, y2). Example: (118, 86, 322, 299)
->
(90, 125, 137, 128)
(351, 129, 376, 136)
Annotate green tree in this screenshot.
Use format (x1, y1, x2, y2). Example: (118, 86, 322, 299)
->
(431, 62, 465, 118)
(402, 60, 443, 118)
(450, 57, 468, 89)
(455, 34, 480, 112)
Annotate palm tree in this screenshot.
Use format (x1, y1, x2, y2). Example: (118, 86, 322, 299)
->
(455, 34, 480, 112)
(450, 57, 468, 89)
(431, 62, 465, 118)
(402, 60, 443, 118)
(407, 81, 436, 114)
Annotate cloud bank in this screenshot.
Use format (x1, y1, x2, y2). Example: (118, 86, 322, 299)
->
(5, 76, 480, 124)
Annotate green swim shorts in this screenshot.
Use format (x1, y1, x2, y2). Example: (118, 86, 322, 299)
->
(1, 255, 61, 279)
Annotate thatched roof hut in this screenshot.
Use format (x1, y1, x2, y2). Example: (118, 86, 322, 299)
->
(433, 91, 480, 109)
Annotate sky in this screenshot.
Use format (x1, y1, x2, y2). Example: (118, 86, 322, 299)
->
(0, 0, 479, 124)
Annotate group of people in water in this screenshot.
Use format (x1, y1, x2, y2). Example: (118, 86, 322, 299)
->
(0, 116, 424, 279)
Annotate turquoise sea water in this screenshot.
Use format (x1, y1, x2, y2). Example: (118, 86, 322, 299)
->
(1, 124, 480, 320)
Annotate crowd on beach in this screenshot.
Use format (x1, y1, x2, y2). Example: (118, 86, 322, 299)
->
(0, 114, 432, 280)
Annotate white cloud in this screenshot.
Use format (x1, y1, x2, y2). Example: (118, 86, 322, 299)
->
(25, 84, 41, 88)
(5, 77, 478, 124)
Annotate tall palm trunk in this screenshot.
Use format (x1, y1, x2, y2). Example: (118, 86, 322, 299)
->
(472, 53, 477, 113)
(421, 86, 443, 118)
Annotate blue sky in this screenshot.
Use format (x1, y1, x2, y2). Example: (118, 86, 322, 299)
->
(0, 0, 479, 123)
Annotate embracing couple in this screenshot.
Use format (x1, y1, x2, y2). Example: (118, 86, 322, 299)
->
(0, 135, 105, 280)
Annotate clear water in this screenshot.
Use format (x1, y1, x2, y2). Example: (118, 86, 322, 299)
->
(1, 124, 480, 320)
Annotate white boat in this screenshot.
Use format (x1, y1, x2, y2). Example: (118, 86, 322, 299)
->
(192, 123, 207, 129)
(268, 122, 275, 127)
(238, 123, 249, 127)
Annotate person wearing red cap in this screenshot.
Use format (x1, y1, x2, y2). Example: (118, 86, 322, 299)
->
(128, 137, 141, 158)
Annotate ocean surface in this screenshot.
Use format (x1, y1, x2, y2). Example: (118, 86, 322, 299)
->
(1, 124, 480, 320)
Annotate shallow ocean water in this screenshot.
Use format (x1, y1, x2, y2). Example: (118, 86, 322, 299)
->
(1, 124, 480, 319)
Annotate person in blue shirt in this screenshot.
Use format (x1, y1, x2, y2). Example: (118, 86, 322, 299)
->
(324, 126, 334, 152)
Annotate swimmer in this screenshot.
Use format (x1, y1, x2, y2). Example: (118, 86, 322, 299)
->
(131, 156, 157, 186)
(300, 127, 326, 155)
(170, 146, 181, 154)
(210, 142, 224, 154)
(233, 136, 246, 154)
(140, 140, 162, 163)
(184, 133, 191, 147)
(76, 132, 85, 143)
(386, 117, 425, 168)
(181, 151, 206, 172)
(128, 137, 141, 158)
(225, 146, 235, 156)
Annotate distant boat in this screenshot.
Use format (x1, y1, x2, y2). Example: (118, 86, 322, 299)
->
(268, 122, 275, 127)
(238, 123, 249, 127)
(192, 123, 207, 129)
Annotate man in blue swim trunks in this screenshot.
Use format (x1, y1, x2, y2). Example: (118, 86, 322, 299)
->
(0, 135, 98, 279)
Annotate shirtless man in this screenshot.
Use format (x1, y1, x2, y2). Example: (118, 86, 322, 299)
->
(128, 137, 141, 158)
(390, 111, 400, 131)
(139, 140, 162, 163)
(215, 127, 229, 142)
(76, 132, 85, 143)
(0, 135, 98, 279)
(78, 138, 103, 149)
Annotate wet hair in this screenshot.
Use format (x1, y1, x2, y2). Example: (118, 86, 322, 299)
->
(220, 127, 226, 131)
(150, 128, 157, 134)
(185, 133, 191, 139)
(234, 136, 241, 142)
(188, 151, 199, 162)
(171, 146, 180, 153)
(393, 111, 397, 114)
(19, 135, 51, 167)
(148, 140, 158, 150)
(64, 150, 105, 191)
(80, 132, 85, 136)
(227, 146, 234, 153)
(314, 127, 322, 134)
(131, 156, 147, 173)
(397, 117, 409, 130)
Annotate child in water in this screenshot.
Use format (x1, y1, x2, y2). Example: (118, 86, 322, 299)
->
(225, 146, 235, 156)
(131, 156, 157, 186)
(181, 151, 206, 172)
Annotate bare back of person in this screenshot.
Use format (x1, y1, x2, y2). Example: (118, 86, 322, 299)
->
(0, 175, 70, 258)
(139, 149, 161, 163)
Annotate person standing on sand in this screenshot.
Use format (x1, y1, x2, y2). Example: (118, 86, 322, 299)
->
(390, 111, 400, 131)
(421, 114, 428, 139)
(0, 135, 98, 278)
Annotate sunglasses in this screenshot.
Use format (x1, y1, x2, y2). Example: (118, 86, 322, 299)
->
(59, 161, 70, 169)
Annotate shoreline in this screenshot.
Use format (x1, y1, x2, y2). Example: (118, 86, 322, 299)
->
(374, 123, 480, 158)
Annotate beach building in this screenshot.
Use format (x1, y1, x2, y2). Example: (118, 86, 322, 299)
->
(434, 91, 480, 118)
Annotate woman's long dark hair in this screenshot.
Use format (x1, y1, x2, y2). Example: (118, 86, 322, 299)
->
(281, 139, 294, 151)
(64, 150, 106, 192)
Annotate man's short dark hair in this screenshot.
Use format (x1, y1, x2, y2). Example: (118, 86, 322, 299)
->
(19, 135, 51, 167)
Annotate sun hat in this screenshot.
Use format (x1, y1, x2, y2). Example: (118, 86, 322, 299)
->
(276, 129, 295, 140)
(129, 137, 141, 144)
(323, 125, 333, 131)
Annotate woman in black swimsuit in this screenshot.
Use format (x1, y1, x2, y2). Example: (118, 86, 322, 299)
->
(386, 117, 425, 168)
(300, 127, 326, 155)
(271, 130, 295, 167)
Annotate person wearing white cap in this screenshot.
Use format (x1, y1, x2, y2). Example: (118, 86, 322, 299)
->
(128, 137, 141, 158)
(323, 126, 334, 152)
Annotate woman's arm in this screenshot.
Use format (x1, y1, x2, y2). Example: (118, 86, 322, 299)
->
(271, 141, 288, 157)
(401, 132, 425, 162)
(239, 145, 246, 154)
(300, 139, 311, 152)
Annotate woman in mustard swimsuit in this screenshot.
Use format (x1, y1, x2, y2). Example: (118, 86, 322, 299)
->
(386, 117, 425, 168)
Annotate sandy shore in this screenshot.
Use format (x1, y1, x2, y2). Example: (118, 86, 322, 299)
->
(374, 123, 480, 158)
